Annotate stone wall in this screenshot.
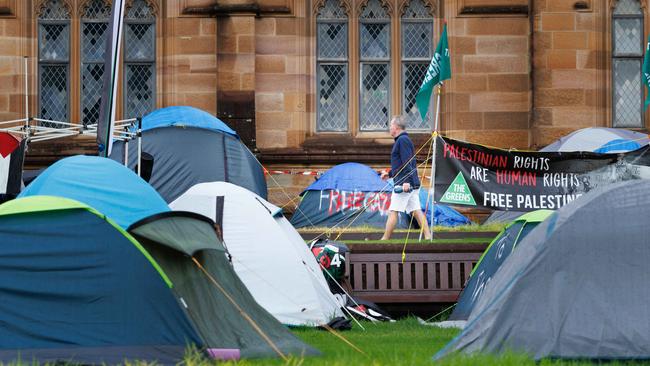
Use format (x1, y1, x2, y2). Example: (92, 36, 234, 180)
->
(443, 7, 531, 150)
(531, 0, 609, 148)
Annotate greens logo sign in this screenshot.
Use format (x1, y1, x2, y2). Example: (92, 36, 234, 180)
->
(440, 172, 476, 206)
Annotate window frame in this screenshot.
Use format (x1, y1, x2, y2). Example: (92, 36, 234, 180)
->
(316, 3, 349, 132)
(35, 0, 158, 125)
(358, 1, 392, 132)
(611, 0, 645, 128)
(400, 14, 434, 130)
(37, 9, 71, 124)
(123, 6, 157, 120)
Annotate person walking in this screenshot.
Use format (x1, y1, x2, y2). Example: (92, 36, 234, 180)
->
(381, 116, 432, 240)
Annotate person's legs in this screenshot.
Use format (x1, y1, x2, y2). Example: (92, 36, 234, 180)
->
(412, 209, 432, 240)
(381, 211, 399, 240)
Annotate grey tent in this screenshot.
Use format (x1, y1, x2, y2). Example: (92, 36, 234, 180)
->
(435, 179, 650, 361)
(110, 106, 267, 202)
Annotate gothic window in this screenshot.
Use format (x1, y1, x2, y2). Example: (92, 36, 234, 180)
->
(360, 0, 391, 131)
(81, 0, 111, 126)
(124, 0, 156, 119)
(612, 0, 644, 128)
(401, 0, 434, 130)
(316, 0, 349, 132)
(38, 0, 71, 126)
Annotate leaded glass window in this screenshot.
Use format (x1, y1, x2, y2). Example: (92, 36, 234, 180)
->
(124, 0, 156, 119)
(81, 0, 110, 127)
(401, 0, 434, 130)
(38, 0, 70, 126)
(360, 0, 390, 131)
(317, 0, 348, 132)
(612, 0, 644, 128)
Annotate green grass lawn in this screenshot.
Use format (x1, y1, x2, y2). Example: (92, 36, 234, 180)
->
(208, 318, 650, 366)
(342, 237, 491, 245)
(297, 223, 506, 234)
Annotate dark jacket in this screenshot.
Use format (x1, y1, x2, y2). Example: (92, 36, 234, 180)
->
(389, 132, 420, 188)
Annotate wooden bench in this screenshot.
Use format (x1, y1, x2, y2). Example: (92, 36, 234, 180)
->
(345, 243, 488, 303)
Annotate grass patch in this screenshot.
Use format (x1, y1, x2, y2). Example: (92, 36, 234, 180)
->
(297, 223, 506, 234)
(210, 318, 650, 366)
(343, 237, 491, 245)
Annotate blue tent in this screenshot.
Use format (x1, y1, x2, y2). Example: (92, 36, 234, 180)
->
(140, 105, 238, 136)
(418, 189, 471, 227)
(291, 163, 469, 229)
(291, 163, 397, 228)
(110, 106, 267, 202)
(19, 155, 169, 228)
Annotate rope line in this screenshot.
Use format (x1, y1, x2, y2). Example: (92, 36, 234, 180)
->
(191, 257, 289, 361)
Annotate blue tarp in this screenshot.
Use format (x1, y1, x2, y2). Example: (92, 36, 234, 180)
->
(19, 156, 169, 228)
(418, 188, 471, 227)
(302, 163, 388, 194)
(141, 106, 238, 137)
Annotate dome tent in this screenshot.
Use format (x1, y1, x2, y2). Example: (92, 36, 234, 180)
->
(290, 163, 398, 229)
(291, 162, 468, 229)
(170, 182, 343, 326)
(435, 180, 650, 361)
(20, 155, 169, 228)
(16, 158, 316, 360)
(448, 209, 552, 321)
(109, 106, 267, 202)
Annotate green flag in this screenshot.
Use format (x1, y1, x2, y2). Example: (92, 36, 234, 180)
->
(644, 34, 650, 110)
(416, 24, 451, 122)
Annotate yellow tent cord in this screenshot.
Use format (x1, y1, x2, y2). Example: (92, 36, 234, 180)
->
(191, 257, 289, 361)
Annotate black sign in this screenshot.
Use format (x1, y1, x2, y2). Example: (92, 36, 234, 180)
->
(434, 135, 650, 211)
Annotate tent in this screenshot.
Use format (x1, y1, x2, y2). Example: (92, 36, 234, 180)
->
(127, 211, 318, 359)
(290, 163, 398, 228)
(484, 127, 650, 224)
(170, 182, 343, 326)
(19, 155, 170, 228)
(448, 210, 552, 321)
(540, 127, 649, 153)
(109, 106, 267, 202)
(435, 180, 650, 361)
(0, 196, 315, 364)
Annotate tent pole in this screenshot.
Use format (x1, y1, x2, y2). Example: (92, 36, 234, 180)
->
(24, 57, 28, 123)
(429, 83, 442, 242)
(124, 140, 129, 166)
(137, 117, 142, 177)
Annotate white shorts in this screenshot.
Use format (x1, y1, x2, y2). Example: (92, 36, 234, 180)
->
(389, 188, 421, 213)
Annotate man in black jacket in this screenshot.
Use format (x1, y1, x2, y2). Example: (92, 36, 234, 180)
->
(381, 116, 431, 240)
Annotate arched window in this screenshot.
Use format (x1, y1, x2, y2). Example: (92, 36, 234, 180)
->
(316, 0, 349, 132)
(612, 0, 644, 127)
(38, 0, 71, 126)
(124, 0, 156, 119)
(81, 0, 111, 126)
(359, 0, 391, 131)
(401, 0, 434, 129)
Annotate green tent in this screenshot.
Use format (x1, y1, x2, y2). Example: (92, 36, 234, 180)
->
(127, 211, 320, 359)
(449, 210, 553, 321)
(0, 196, 316, 364)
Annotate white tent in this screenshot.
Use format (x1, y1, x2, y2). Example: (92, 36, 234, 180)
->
(170, 182, 343, 326)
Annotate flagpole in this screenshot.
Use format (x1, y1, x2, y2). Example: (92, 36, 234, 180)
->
(429, 83, 442, 242)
